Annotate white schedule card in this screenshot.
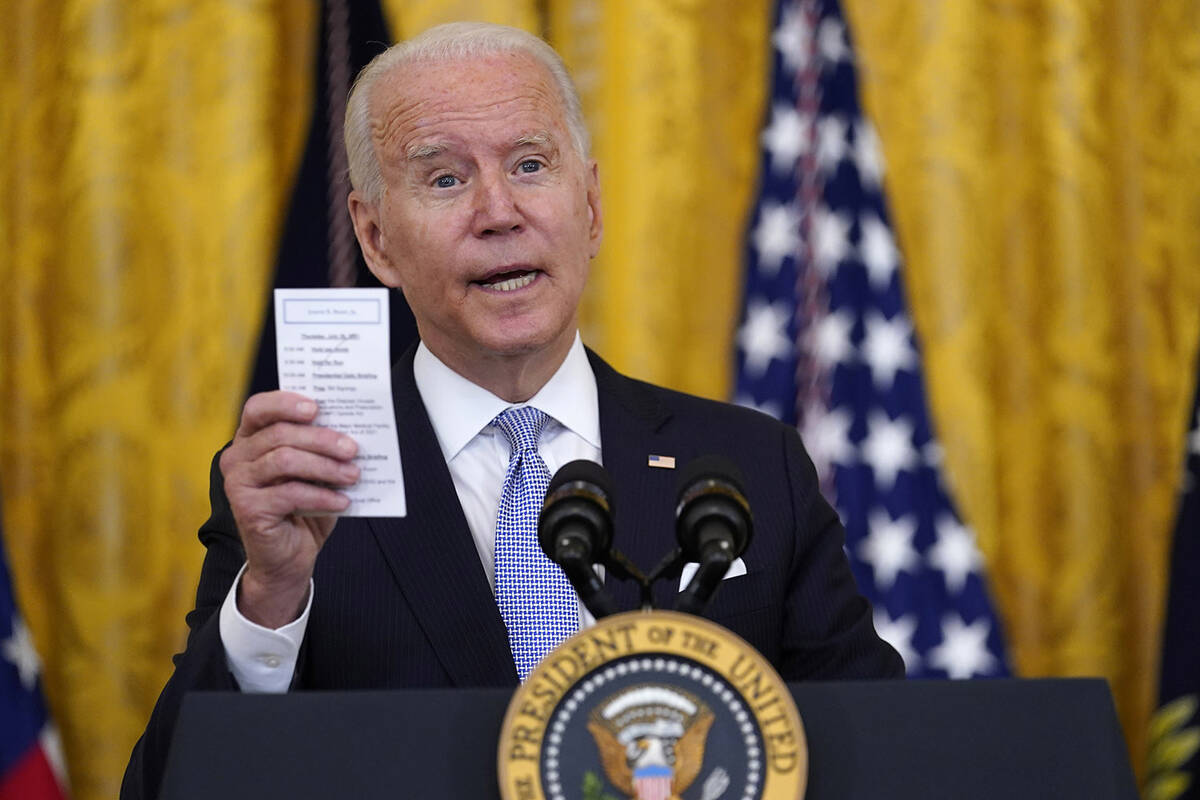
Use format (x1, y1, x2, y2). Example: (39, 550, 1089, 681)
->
(274, 288, 406, 517)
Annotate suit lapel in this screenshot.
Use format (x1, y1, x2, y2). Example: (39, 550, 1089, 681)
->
(589, 351, 686, 613)
(365, 347, 518, 686)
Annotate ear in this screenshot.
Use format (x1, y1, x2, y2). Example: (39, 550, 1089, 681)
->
(348, 190, 403, 287)
(585, 161, 603, 258)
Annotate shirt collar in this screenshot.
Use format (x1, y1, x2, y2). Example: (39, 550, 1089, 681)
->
(412, 332, 601, 462)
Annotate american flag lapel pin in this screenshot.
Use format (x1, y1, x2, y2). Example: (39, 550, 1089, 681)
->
(647, 454, 676, 469)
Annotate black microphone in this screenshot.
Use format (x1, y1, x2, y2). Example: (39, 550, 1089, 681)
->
(674, 455, 753, 616)
(539, 460, 619, 619)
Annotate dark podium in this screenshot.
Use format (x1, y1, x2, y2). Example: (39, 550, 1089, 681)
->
(159, 678, 1137, 799)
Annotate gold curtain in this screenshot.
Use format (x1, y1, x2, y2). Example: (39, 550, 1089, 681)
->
(0, 2, 316, 797)
(379, 0, 538, 40)
(5, 1, 1200, 797)
(841, 0, 1200, 773)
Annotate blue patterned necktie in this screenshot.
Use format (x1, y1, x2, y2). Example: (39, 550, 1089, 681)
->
(492, 406, 579, 681)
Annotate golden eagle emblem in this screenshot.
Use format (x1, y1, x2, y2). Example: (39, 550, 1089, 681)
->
(586, 684, 715, 800)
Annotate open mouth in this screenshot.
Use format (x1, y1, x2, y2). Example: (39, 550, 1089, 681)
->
(474, 269, 539, 293)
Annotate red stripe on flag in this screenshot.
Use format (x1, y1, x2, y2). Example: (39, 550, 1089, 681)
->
(634, 775, 672, 800)
(0, 744, 66, 800)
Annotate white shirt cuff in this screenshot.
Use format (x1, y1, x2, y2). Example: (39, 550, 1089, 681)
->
(218, 563, 312, 693)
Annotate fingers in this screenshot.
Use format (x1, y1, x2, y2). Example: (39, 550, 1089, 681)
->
(222, 392, 361, 504)
(229, 391, 357, 467)
(221, 448, 356, 523)
(235, 391, 321, 439)
(240, 481, 352, 520)
(221, 392, 360, 623)
(246, 445, 361, 489)
(237, 423, 358, 476)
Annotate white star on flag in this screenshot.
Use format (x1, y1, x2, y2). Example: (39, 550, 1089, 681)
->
(874, 610, 920, 671)
(817, 16, 851, 64)
(811, 206, 853, 276)
(761, 105, 810, 175)
(3, 614, 42, 691)
(861, 410, 918, 490)
(802, 405, 856, 468)
(815, 114, 848, 173)
(859, 213, 901, 290)
(928, 614, 998, 679)
(772, 4, 813, 73)
(858, 509, 919, 590)
(862, 311, 917, 390)
(928, 515, 984, 594)
(853, 119, 885, 188)
(813, 308, 855, 367)
(738, 299, 793, 377)
(752, 201, 801, 276)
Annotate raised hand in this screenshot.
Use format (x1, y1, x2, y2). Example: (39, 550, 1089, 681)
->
(218, 392, 360, 628)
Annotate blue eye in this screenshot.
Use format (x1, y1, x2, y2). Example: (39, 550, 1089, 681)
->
(434, 175, 458, 188)
(518, 160, 542, 174)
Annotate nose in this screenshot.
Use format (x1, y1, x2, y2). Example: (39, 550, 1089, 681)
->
(472, 171, 524, 237)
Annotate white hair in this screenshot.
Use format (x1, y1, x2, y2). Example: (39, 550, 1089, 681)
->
(344, 21, 590, 204)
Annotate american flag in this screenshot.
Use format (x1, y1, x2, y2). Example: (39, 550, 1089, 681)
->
(0, 515, 67, 800)
(735, 0, 1008, 679)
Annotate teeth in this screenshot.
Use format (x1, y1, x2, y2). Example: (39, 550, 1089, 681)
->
(487, 271, 537, 292)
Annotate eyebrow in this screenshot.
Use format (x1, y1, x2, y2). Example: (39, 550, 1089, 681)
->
(406, 142, 446, 160)
(514, 131, 554, 148)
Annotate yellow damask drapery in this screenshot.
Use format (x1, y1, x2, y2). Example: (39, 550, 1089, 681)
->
(0, 1, 317, 796)
(2, 2, 1198, 799)
(841, 0, 1200, 771)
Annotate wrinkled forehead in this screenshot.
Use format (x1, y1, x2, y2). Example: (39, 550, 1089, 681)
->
(367, 51, 568, 138)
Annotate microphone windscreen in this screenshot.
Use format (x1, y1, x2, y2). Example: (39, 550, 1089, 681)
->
(540, 459, 615, 561)
(676, 454, 746, 500)
(547, 459, 612, 498)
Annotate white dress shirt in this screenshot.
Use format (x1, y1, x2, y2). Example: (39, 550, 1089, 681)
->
(219, 333, 601, 692)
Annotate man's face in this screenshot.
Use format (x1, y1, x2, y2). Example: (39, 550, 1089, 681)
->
(351, 51, 602, 373)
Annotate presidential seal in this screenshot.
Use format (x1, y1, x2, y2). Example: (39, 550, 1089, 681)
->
(498, 611, 807, 800)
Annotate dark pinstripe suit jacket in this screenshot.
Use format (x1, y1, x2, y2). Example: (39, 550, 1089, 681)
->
(122, 346, 902, 799)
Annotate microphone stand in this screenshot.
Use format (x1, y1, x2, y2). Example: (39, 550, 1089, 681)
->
(554, 536, 620, 620)
(602, 550, 653, 612)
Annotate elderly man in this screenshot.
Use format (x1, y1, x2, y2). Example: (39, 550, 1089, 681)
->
(123, 21, 901, 800)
